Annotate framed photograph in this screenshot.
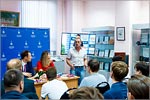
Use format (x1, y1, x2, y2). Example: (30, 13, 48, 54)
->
(0, 10, 20, 26)
(116, 27, 125, 41)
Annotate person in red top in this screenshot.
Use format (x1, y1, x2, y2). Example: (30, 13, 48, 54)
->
(37, 51, 54, 72)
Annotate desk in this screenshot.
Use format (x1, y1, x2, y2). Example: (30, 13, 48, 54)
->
(34, 76, 79, 98)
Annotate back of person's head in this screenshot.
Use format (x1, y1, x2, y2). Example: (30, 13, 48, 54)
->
(88, 59, 99, 72)
(7, 58, 22, 71)
(69, 86, 103, 99)
(4, 69, 24, 92)
(134, 61, 149, 76)
(21, 50, 30, 59)
(46, 67, 57, 81)
(111, 61, 128, 81)
(112, 56, 123, 62)
(127, 74, 150, 99)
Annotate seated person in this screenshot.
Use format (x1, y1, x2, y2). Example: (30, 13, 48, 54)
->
(1, 58, 38, 99)
(79, 59, 107, 87)
(37, 51, 54, 72)
(127, 74, 150, 99)
(2, 69, 28, 99)
(134, 61, 149, 76)
(69, 86, 103, 99)
(103, 61, 128, 99)
(40, 67, 68, 99)
(20, 50, 34, 77)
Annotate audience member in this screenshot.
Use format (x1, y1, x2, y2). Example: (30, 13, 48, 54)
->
(103, 61, 128, 99)
(21, 50, 34, 77)
(2, 69, 28, 99)
(66, 38, 87, 85)
(1, 58, 38, 99)
(40, 67, 68, 99)
(108, 56, 124, 86)
(79, 59, 107, 87)
(134, 61, 149, 76)
(69, 86, 103, 99)
(37, 51, 54, 72)
(127, 74, 150, 99)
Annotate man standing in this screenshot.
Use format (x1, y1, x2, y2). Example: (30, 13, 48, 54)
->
(66, 38, 87, 85)
(20, 50, 34, 77)
(2, 69, 28, 99)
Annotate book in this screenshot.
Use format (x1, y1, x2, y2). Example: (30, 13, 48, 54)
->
(104, 50, 109, 57)
(99, 50, 104, 57)
(99, 62, 104, 70)
(109, 50, 114, 58)
(104, 36, 109, 44)
(99, 36, 104, 44)
(104, 63, 110, 72)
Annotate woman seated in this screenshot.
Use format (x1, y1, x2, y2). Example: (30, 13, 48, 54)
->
(37, 51, 54, 72)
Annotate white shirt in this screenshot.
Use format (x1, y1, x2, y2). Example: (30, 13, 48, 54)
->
(21, 60, 27, 72)
(41, 79, 68, 99)
(67, 47, 87, 66)
(79, 73, 107, 87)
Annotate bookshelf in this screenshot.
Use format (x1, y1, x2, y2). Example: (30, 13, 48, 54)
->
(82, 26, 114, 72)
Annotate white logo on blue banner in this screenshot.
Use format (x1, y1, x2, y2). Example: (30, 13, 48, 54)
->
(9, 41, 14, 49)
(44, 31, 48, 38)
(24, 41, 29, 48)
(31, 31, 36, 38)
(16, 30, 22, 37)
(37, 41, 42, 48)
(1, 30, 7, 37)
(1, 53, 7, 61)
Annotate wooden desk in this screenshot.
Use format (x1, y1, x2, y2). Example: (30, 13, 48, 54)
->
(34, 76, 79, 98)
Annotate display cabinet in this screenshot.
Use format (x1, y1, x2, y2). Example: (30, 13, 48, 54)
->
(132, 24, 150, 74)
(82, 26, 114, 72)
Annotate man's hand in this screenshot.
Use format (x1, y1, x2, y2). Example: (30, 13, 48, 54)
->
(23, 72, 32, 77)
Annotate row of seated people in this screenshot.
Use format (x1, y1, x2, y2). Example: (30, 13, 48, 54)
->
(1, 56, 149, 99)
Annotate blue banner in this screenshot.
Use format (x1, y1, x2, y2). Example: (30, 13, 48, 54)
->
(1, 27, 50, 80)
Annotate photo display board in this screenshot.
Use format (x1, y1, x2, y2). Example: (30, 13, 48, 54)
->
(61, 32, 96, 55)
(1, 27, 50, 80)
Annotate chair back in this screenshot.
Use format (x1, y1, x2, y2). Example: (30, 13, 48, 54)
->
(96, 82, 110, 94)
(60, 88, 77, 99)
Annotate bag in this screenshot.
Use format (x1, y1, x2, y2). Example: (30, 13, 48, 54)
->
(60, 88, 77, 99)
(96, 82, 110, 94)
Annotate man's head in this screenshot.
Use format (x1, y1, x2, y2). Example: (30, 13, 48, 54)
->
(69, 86, 103, 99)
(7, 58, 22, 71)
(76, 34, 81, 39)
(21, 50, 32, 62)
(4, 69, 24, 93)
(127, 74, 150, 99)
(87, 59, 99, 73)
(46, 67, 57, 81)
(75, 38, 81, 47)
(134, 61, 149, 76)
(111, 61, 128, 81)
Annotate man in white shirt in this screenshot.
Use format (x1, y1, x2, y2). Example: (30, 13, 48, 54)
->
(40, 67, 68, 99)
(66, 38, 87, 85)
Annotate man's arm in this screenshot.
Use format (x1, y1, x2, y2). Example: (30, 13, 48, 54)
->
(66, 58, 74, 69)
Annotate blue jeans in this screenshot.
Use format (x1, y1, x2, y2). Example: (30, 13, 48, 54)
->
(70, 66, 85, 85)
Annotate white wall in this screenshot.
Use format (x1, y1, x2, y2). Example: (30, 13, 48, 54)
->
(84, 1, 116, 28)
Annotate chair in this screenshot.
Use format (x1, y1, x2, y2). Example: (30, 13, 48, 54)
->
(60, 88, 77, 99)
(96, 82, 110, 94)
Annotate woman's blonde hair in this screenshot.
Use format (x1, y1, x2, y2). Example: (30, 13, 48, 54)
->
(40, 51, 50, 67)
